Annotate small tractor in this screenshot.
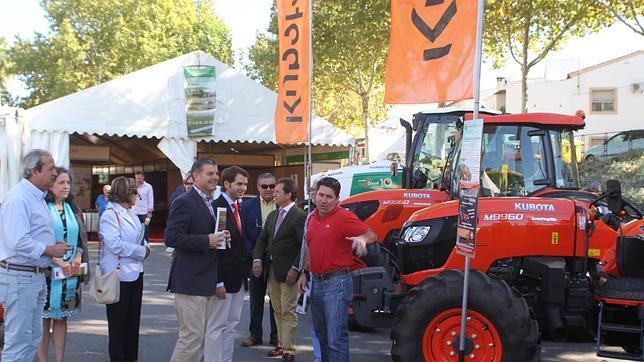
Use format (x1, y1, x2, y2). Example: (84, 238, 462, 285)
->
(343, 112, 644, 361)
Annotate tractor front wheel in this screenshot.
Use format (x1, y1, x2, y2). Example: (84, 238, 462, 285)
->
(391, 270, 539, 362)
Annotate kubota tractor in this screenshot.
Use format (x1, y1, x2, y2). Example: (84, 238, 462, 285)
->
(345, 112, 644, 360)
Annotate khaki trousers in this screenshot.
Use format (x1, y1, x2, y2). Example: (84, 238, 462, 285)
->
(268, 267, 300, 354)
(170, 293, 216, 362)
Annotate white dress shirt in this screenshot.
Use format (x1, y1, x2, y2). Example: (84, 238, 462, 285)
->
(99, 202, 148, 282)
(0, 179, 56, 267)
(132, 181, 154, 216)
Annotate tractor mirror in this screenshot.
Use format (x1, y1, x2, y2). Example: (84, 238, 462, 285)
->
(605, 180, 623, 214)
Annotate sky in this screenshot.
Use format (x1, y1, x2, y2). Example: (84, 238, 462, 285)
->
(1, 0, 643, 100)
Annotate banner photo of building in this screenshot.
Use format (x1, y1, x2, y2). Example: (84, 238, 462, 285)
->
(184, 66, 217, 137)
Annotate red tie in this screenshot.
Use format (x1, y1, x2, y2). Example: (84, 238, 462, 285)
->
(233, 202, 242, 234)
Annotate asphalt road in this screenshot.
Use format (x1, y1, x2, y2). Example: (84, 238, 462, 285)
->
(34, 244, 620, 362)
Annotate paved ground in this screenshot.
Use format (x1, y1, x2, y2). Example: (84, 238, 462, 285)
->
(34, 244, 620, 361)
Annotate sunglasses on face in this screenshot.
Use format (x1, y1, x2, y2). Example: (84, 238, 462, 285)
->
(260, 184, 276, 190)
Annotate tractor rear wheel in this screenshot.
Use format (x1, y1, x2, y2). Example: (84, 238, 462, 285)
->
(391, 270, 540, 362)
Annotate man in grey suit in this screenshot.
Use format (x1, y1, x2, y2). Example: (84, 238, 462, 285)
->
(252, 178, 306, 361)
(165, 158, 229, 362)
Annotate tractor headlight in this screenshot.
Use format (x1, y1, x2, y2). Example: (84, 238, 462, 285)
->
(401, 226, 431, 243)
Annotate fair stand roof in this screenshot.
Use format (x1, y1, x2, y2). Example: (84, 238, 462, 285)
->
(20, 50, 354, 147)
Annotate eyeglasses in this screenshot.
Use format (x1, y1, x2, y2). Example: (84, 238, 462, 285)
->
(260, 184, 276, 190)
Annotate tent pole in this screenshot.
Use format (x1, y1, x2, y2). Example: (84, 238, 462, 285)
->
(306, 0, 313, 209)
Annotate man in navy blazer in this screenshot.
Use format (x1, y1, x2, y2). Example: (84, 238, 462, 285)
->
(165, 158, 229, 362)
(240, 173, 278, 347)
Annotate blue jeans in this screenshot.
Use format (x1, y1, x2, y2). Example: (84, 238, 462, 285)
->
(0, 267, 48, 362)
(310, 273, 352, 362)
(311, 327, 322, 362)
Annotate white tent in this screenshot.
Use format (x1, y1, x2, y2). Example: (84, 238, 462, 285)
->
(20, 50, 354, 175)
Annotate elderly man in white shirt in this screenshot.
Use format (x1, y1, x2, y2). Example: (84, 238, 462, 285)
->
(0, 149, 68, 362)
(132, 171, 154, 242)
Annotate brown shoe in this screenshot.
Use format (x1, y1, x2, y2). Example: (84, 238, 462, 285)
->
(267, 347, 284, 357)
(240, 335, 262, 347)
(282, 353, 295, 361)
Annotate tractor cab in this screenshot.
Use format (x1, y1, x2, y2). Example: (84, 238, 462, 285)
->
(443, 113, 585, 200)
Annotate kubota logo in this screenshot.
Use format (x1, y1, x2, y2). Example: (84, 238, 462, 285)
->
(403, 192, 431, 199)
(514, 203, 556, 212)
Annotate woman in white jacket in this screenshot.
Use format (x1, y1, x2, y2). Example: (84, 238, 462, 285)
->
(99, 176, 150, 362)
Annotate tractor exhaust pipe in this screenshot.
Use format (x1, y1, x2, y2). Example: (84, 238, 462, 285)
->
(546, 304, 567, 342)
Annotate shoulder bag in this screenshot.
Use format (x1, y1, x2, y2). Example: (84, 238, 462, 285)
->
(89, 208, 120, 304)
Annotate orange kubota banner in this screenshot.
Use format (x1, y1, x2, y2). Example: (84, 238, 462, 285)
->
(385, 0, 478, 104)
(274, 0, 311, 144)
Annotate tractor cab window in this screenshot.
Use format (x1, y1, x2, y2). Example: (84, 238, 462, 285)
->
(412, 122, 458, 189)
(479, 125, 548, 196)
(550, 129, 580, 189)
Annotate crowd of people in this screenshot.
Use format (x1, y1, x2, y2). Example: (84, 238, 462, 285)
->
(0, 149, 376, 362)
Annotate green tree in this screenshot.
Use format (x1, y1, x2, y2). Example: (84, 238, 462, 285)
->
(245, 1, 390, 160)
(0, 37, 10, 105)
(596, 0, 644, 36)
(8, 0, 232, 107)
(484, 0, 611, 113)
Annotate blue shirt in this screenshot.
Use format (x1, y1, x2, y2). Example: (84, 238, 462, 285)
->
(96, 194, 109, 216)
(0, 179, 56, 267)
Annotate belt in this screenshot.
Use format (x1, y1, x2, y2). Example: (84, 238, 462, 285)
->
(0, 261, 46, 273)
(311, 268, 350, 281)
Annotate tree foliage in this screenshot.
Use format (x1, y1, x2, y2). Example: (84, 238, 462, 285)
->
(484, 0, 612, 112)
(0, 37, 10, 105)
(8, 0, 233, 107)
(596, 0, 644, 36)
(245, 0, 390, 159)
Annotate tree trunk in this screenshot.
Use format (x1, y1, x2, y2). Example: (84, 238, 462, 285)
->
(361, 93, 370, 164)
(521, 62, 528, 113)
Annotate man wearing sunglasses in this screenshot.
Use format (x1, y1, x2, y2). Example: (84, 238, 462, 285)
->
(240, 173, 279, 348)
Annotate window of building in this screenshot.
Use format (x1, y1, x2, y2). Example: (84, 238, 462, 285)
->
(590, 88, 617, 113)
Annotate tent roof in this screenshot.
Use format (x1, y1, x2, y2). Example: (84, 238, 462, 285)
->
(21, 51, 354, 147)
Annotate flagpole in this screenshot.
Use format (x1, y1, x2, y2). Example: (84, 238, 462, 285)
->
(306, 0, 313, 209)
(459, 0, 484, 361)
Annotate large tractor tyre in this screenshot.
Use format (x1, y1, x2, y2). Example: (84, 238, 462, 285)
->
(391, 270, 540, 362)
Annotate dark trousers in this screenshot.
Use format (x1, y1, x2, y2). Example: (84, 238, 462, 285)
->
(136, 214, 150, 242)
(106, 273, 144, 362)
(249, 273, 277, 340)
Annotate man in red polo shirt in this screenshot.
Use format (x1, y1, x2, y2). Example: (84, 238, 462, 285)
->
(296, 177, 376, 362)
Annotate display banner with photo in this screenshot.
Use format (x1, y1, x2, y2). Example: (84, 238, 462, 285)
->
(184, 66, 217, 137)
(455, 119, 483, 257)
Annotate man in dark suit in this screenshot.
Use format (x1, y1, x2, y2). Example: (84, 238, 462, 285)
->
(165, 158, 229, 362)
(253, 178, 306, 361)
(240, 173, 278, 347)
(207, 166, 249, 362)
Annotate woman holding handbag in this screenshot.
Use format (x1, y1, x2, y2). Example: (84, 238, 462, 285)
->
(38, 167, 89, 362)
(99, 176, 150, 362)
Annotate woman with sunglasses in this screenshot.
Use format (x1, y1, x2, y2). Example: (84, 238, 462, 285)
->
(99, 176, 150, 362)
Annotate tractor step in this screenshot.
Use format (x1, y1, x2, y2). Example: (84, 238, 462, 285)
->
(601, 322, 642, 334)
(596, 302, 644, 361)
(597, 350, 642, 361)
